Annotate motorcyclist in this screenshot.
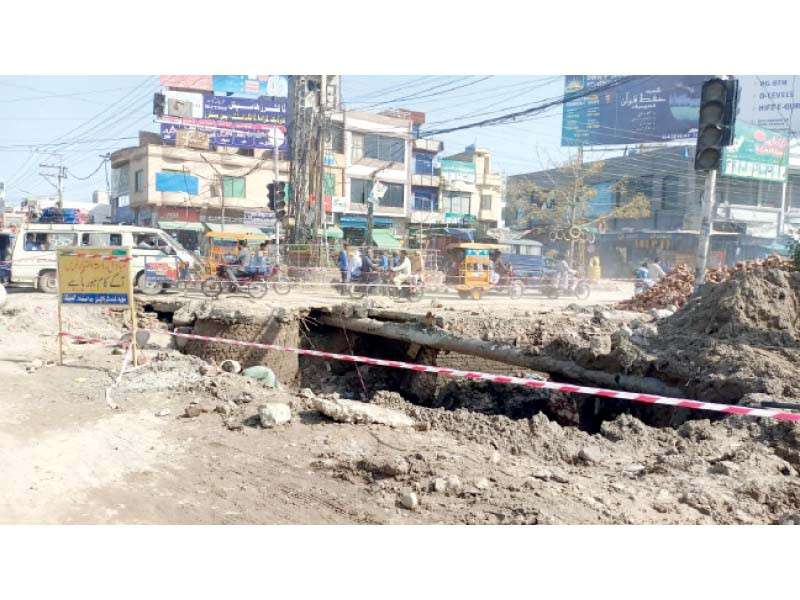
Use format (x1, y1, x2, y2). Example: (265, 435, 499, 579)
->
(390, 250, 412, 291)
(556, 253, 575, 291)
(225, 240, 252, 281)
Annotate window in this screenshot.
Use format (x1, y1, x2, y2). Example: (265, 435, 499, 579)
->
(413, 187, 438, 211)
(330, 124, 344, 154)
(350, 178, 370, 204)
(223, 176, 246, 198)
(24, 232, 76, 251)
(660, 176, 680, 210)
(414, 152, 435, 175)
(381, 182, 404, 208)
(81, 233, 122, 247)
(364, 134, 404, 163)
(480, 195, 493, 210)
(443, 193, 470, 215)
(134, 169, 144, 193)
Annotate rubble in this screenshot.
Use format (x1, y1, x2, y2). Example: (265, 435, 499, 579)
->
(258, 403, 292, 428)
(312, 397, 415, 428)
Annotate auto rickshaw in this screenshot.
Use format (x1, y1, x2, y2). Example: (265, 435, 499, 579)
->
(201, 230, 271, 278)
(445, 242, 523, 300)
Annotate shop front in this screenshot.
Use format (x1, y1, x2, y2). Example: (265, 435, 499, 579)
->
(156, 207, 203, 251)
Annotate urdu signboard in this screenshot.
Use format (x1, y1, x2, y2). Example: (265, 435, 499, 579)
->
(722, 124, 789, 183)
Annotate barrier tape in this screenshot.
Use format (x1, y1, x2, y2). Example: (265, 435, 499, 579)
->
(61, 332, 130, 347)
(148, 329, 798, 423)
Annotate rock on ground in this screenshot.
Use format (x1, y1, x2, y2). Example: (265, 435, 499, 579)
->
(258, 403, 292, 428)
(312, 397, 414, 428)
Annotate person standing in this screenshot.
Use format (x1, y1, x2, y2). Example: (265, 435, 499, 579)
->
(647, 257, 667, 280)
(338, 243, 350, 294)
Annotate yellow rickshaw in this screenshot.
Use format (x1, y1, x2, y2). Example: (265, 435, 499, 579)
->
(445, 242, 522, 300)
(201, 230, 271, 279)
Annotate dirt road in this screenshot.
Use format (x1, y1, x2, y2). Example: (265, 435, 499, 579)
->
(1, 285, 799, 525)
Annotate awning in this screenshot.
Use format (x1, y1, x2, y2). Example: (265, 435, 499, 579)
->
(204, 223, 268, 236)
(443, 227, 474, 241)
(371, 230, 401, 249)
(325, 226, 343, 239)
(158, 220, 205, 233)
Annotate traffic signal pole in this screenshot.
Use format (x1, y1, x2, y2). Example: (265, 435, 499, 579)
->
(694, 168, 717, 292)
(273, 131, 280, 266)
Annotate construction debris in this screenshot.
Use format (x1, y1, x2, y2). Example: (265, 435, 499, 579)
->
(312, 396, 415, 428)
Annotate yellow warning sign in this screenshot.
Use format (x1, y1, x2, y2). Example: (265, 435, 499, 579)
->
(56, 247, 132, 305)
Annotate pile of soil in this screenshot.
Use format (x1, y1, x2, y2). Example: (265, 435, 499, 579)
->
(650, 265, 800, 403)
(618, 255, 795, 312)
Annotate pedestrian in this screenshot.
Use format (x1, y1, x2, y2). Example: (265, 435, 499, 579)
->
(647, 256, 667, 280)
(350, 248, 363, 279)
(378, 250, 389, 271)
(338, 243, 350, 294)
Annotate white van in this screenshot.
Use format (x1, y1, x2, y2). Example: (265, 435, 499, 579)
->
(9, 224, 197, 295)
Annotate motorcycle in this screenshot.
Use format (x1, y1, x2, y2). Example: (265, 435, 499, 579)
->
(347, 271, 384, 299)
(202, 264, 291, 299)
(541, 273, 591, 300)
(634, 278, 655, 296)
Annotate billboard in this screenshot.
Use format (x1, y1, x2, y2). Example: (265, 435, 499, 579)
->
(587, 181, 614, 217)
(440, 160, 476, 184)
(160, 123, 287, 151)
(160, 75, 289, 98)
(736, 76, 800, 135)
(721, 124, 789, 183)
(561, 75, 711, 146)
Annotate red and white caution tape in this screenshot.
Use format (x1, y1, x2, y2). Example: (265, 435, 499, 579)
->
(162, 329, 800, 423)
(60, 332, 130, 347)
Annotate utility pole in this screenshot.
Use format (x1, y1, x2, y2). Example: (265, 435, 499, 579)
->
(568, 146, 583, 268)
(315, 75, 328, 263)
(39, 163, 67, 209)
(273, 127, 280, 265)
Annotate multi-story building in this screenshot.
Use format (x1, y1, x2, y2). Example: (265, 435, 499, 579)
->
(440, 146, 503, 228)
(508, 145, 800, 274)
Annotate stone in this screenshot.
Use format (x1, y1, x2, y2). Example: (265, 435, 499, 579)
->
(474, 478, 491, 490)
(155, 409, 170, 417)
(588, 335, 612, 355)
(199, 363, 218, 377)
(623, 463, 646, 475)
(298, 388, 315, 399)
(413, 421, 431, 432)
(224, 417, 243, 431)
(258, 403, 292, 428)
(532, 469, 552, 480)
(490, 451, 501, 465)
(121, 330, 150, 347)
(445, 475, 462, 494)
(219, 359, 242, 374)
(650, 308, 674, 320)
(312, 397, 414, 428)
(432, 478, 448, 493)
(215, 403, 234, 416)
(578, 446, 603, 464)
(551, 473, 569, 484)
(709, 461, 737, 476)
(184, 406, 203, 418)
(398, 492, 418, 510)
(614, 324, 633, 338)
(29, 359, 43, 369)
(777, 513, 800, 525)
(243, 365, 277, 388)
(111, 346, 125, 355)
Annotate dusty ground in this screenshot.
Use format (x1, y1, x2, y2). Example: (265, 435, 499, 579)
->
(1, 284, 799, 525)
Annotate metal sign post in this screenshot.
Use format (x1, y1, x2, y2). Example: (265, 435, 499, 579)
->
(694, 169, 717, 292)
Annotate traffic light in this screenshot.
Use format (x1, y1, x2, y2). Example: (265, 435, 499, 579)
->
(694, 78, 739, 171)
(268, 182, 287, 220)
(153, 93, 165, 117)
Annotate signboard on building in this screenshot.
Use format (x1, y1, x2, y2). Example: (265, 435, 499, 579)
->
(244, 211, 276, 226)
(368, 181, 387, 204)
(587, 181, 614, 217)
(440, 160, 476, 184)
(175, 128, 210, 150)
(158, 207, 200, 222)
(160, 75, 289, 98)
(331, 196, 349, 213)
(57, 247, 131, 305)
(160, 75, 213, 91)
(722, 125, 789, 183)
(155, 172, 200, 195)
(561, 75, 710, 146)
(161, 123, 287, 151)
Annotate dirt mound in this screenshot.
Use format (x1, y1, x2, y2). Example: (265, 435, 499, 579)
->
(661, 266, 800, 344)
(617, 255, 794, 312)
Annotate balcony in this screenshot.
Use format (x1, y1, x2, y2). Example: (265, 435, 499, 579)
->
(412, 174, 440, 187)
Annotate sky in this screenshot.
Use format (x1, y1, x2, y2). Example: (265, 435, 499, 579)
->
(0, 75, 579, 204)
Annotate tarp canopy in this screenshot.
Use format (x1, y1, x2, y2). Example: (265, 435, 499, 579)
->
(325, 226, 343, 239)
(371, 230, 402, 249)
(158, 221, 205, 233)
(204, 223, 267, 236)
(443, 227, 474, 241)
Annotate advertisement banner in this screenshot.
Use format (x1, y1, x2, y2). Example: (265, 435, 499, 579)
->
(331, 196, 349, 213)
(587, 181, 614, 217)
(440, 160, 476, 184)
(202, 96, 287, 127)
(57, 247, 131, 305)
(211, 75, 289, 98)
(164, 91, 204, 118)
(244, 211, 276, 226)
(736, 76, 800, 135)
(155, 172, 200, 195)
(160, 123, 287, 151)
(722, 125, 789, 182)
(561, 75, 711, 146)
(160, 75, 213, 91)
(144, 257, 179, 283)
(158, 207, 200, 222)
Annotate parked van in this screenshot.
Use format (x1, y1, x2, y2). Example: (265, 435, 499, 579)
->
(8, 224, 197, 295)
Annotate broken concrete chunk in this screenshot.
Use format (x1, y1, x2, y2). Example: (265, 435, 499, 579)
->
(578, 446, 603, 464)
(155, 409, 171, 417)
(312, 397, 414, 428)
(219, 359, 242, 374)
(258, 403, 292, 428)
(474, 478, 491, 490)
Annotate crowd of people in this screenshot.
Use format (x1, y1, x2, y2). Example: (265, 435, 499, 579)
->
(336, 244, 421, 294)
